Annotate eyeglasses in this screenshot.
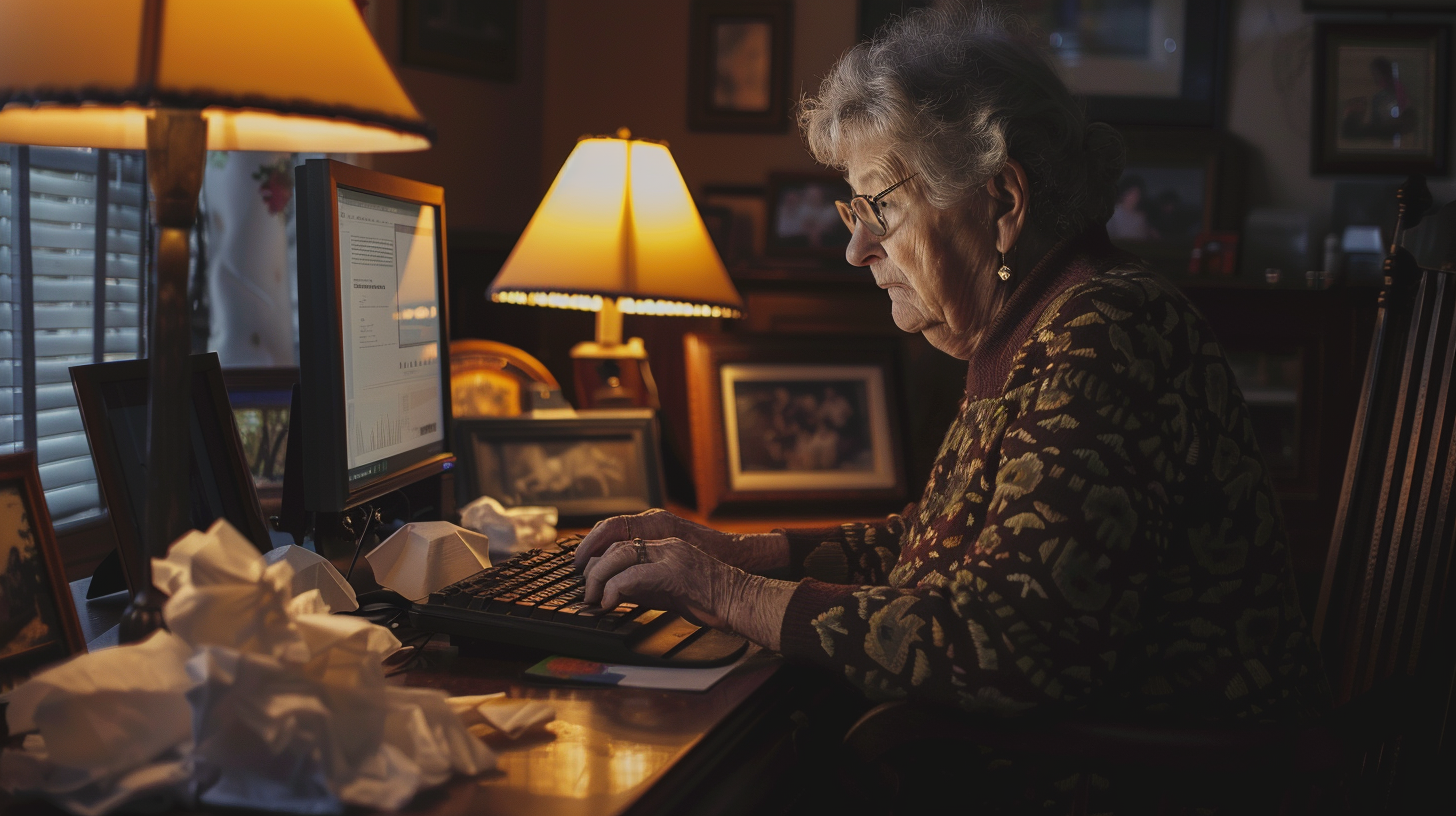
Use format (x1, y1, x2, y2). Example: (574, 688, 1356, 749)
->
(835, 173, 919, 237)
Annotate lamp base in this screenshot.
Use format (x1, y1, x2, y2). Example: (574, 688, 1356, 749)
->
(571, 338, 658, 409)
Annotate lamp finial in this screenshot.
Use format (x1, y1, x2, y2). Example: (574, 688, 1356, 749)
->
(616, 126, 632, 140)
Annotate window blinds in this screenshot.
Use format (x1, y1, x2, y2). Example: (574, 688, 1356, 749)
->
(0, 145, 147, 527)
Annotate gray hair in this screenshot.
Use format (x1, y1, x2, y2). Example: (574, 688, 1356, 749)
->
(798, 7, 1125, 238)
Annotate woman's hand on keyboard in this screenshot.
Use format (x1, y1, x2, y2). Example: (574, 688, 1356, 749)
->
(580, 536, 795, 650)
(573, 509, 788, 575)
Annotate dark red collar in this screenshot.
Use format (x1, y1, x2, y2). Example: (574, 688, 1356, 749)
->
(964, 225, 1136, 399)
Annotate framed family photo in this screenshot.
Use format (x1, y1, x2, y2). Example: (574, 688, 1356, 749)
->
(1106, 128, 1245, 272)
(223, 367, 299, 516)
(1313, 23, 1450, 175)
(685, 333, 906, 516)
(766, 172, 853, 260)
(400, 0, 519, 81)
(453, 412, 665, 526)
(0, 452, 85, 694)
(688, 0, 793, 132)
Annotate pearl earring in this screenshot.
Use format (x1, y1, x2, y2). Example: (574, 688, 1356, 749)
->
(997, 251, 1012, 282)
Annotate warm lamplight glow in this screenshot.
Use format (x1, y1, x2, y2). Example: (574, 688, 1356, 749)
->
(488, 134, 743, 315)
(0, 0, 431, 152)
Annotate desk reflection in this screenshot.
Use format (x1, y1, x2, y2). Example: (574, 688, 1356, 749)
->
(400, 649, 779, 816)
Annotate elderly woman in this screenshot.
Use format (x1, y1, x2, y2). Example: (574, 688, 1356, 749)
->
(575, 9, 1327, 725)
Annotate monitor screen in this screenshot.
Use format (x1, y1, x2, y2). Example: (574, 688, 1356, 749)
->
(336, 188, 446, 484)
(296, 160, 453, 512)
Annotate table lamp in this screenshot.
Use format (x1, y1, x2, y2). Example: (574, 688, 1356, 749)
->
(487, 129, 743, 408)
(0, 0, 432, 641)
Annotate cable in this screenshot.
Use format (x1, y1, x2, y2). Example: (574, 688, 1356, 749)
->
(343, 502, 382, 581)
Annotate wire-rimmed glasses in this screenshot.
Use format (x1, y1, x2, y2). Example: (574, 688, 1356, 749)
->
(834, 173, 919, 236)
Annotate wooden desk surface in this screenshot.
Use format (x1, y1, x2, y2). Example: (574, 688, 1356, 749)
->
(14, 579, 797, 816)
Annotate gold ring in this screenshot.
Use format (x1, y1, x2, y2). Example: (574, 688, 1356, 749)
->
(633, 537, 647, 564)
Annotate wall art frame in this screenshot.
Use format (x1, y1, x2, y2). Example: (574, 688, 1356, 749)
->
(687, 0, 794, 133)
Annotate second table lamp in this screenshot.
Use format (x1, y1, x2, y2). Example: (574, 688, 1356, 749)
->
(487, 129, 743, 408)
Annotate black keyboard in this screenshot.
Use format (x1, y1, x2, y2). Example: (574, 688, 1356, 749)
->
(408, 541, 749, 667)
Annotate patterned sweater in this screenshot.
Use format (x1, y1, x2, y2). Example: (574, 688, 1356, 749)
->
(777, 227, 1329, 723)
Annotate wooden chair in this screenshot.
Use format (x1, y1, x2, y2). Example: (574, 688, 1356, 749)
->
(841, 177, 1456, 815)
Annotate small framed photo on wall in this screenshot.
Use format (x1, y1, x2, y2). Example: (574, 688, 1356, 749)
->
(688, 0, 793, 132)
(0, 451, 85, 694)
(766, 172, 853, 260)
(1313, 23, 1450, 175)
(685, 333, 907, 516)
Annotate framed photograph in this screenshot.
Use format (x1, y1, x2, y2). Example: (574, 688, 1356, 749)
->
(1106, 128, 1245, 274)
(222, 367, 299, 517)
(766, 172, 853, 259)
(0, 451, 86, 694)
(453, 411, 665, 526)
(1313, 23, 1450, 175)
(699, 184, 768, 265)
(1018, 0, 1232, 127)
(688, 0, 793, 132)
(684, 333, 907, 516)
(400, 0, 518, 82)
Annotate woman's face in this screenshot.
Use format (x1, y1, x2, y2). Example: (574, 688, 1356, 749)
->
(843, 155, 999, 360)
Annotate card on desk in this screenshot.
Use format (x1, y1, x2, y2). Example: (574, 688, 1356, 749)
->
(525, 649, 753, 692)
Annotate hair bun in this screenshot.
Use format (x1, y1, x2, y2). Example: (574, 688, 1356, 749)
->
(1083, 122, 1127, 224)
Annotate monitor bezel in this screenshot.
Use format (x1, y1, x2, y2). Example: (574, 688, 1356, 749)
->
(70, 351, 274, 593)
(296, 159, 454, 513)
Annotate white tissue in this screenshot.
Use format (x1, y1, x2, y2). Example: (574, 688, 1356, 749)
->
(459, 495, 558, 559)
(0, 518, 495, 815)
(264, 544, 359, 613)
(446, 694, 555, 740)
(364, 521, 491, 601)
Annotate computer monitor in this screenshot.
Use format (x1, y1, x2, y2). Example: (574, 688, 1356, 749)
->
(71, 352, 274, 593)
(295, 160, 453, 513)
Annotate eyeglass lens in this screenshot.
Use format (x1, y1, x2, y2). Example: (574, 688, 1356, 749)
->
(835, 197, 887, 237)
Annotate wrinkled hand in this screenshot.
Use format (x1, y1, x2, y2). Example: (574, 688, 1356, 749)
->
(573, 509, 787, 575)
(581, 537, 794, 650)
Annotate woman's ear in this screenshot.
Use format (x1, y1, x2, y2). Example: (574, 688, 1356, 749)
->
(984, 160, 1030, 254)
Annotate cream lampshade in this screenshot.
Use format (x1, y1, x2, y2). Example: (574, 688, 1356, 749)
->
(488, 129, 743, 407)
(0, 0, 432, 640)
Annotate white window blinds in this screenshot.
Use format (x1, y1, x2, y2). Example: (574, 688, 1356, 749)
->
(0, 145, 147, 527)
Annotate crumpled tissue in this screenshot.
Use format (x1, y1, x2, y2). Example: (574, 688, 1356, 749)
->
(459, 495, 558, 559)
(447, 693, 556, 740)
(263, 544, 358, 613)
(0, 518, 494, 815)
(364, 521, 490, 601)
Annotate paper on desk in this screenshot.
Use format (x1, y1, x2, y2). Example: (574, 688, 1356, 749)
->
(264, 544, 358, 612)
(446, 694, 556, 739)
(458, 495, 558, 559)
(365, 521, 491, 601)
(0, 518, 495, 815)
(524, 647, 756, 692)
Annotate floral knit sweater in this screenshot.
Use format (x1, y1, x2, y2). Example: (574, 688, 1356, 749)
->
(777, 227, 1329, 722)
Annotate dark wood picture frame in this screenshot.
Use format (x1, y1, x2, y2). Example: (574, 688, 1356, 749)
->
(685, 333, 907, 516)
(1109, 128, 1246, 274)
(222, 367, 300, 519)
(71, 353, 274, 594)
(687, 0, 793, 133)
(453, 412, 666, 526)
(0, 450, 86, 693)
(1313, 23, 1451, 175)
(400, 0, 519, 82)
(765, 172, 853, 260)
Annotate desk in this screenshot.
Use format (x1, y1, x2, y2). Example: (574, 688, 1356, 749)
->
(11, 573, 819, 816)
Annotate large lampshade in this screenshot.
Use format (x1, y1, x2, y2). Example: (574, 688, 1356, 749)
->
(0, 0, 431, 152)
(489, 132, 744, 318)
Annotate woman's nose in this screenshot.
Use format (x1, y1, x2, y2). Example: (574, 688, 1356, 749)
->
(846, 223, 885, 267)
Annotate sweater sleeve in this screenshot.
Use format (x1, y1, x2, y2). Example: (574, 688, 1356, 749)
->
(778, 286, 1182, 715)
(777, 513, 909, 583)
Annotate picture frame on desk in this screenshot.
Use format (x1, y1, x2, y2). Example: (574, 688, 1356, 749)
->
(687, 0, 793, 132)
(1108, 129, 1245, 275)
(765, 172, 853, 260)
(453, 412, 665, 526)
(685, 333, 907, 516)
(222, 367, 299, 516)
(1312, 23, 1450, 175)
(0, 451, 86, 694)
(699, 184, 767, 266)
